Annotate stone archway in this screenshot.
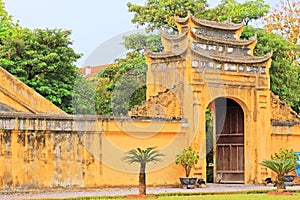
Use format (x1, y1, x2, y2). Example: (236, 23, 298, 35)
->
(213, 97, 245, 183)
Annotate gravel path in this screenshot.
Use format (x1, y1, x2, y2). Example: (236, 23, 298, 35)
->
(1, 184, 300, 200)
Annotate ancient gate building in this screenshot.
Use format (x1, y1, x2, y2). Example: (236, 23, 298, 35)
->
(0, 14, 299, 188)
(131, 13, 300, 184)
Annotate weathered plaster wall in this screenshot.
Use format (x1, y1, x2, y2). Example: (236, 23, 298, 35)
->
(0, 114, 188, 189)
(267, 123, 300, 184)
(0, 113, 299, 189)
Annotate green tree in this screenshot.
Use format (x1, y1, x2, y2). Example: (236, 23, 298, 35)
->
(122, 33, 163, 53)
(123, 147, 164, 195)
(0, 0, 15, 42)
(128, 0, 269, 31)
(95, 33, 163, 116)
(128, 0, 208, 31)
(175, 147, 200, 177)
(241, 26, 300, 113)
(263, 0, 299, 106)
(73, 74, 96, 114)
(206, 0, 269, 25)
(95, 51, 147, 116)
(0, 27, 82, 113)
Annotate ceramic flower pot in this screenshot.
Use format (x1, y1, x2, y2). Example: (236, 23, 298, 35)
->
(179, 177, 197, 189)
(284, 174, 295, 186)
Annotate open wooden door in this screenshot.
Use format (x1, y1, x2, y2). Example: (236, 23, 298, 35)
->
(215, 98, 244, 183)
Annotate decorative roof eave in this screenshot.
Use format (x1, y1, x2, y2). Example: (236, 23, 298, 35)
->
(192, 48, 273, 64)
(174, 12, 192, 25)
(161, 30, 188, 43)
(191, 31, 257, 46)
(191, 17, 244, 31)
(175, 13, 244, 30)
(145, 48, 187, 59)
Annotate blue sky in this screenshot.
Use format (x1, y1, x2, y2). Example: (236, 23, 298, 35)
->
(3, 0, 279, 67)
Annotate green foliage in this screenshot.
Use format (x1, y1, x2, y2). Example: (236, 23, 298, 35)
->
(127, 0, 208, 31)
(94, 33, 161, 116)
(128, 0, 269, 31)
(122, 33, 163, 53)
(0, 27, 82, 113)
(271, 149, 298, 162)
(241, 26, 300, 113)
(0, 0, 15, 42)
(0, 2, 82, 113)
(260, 149, 298, 189)
(95, 52, 147, 116)
(123, 147, 164, 165)
(73, 74, 96, 114)
(260, 159, 297, 176)
(205, 0, 269, 25)
(206, 108, 214, 182)
(175, 147, 200, 177)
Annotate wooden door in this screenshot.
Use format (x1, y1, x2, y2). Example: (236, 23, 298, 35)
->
(215, 98, 244, 183)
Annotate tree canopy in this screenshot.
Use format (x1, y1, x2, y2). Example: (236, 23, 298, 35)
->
(94, 29, 170, 116)
(94, 52, 147, 116)
(127, 0, 270, 31)
(242, 26, 300, 112)
(0, 0, 15, 41)
(122, 33, 163, 53)
(0, 1, 83, 113)
(206, 0, 269, 25)
(127, 0, 208, 31)
(0, 26, 82, 113)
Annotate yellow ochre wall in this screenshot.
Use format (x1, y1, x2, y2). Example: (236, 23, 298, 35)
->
(0, 115, 191, 188)
(0, 112, 299, 189)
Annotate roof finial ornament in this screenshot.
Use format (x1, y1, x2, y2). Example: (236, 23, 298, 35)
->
(225, 16, 232, 23)
(187, 10, 192, 18)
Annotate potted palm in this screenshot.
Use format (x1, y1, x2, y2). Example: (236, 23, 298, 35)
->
(260, 149, 298, 192)
(123, 147, 164, 195)
(175, 146, 200, 189)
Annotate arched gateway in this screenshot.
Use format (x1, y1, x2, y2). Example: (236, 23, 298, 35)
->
(130, 12, 275, 184)
(213, 98, 245, 183)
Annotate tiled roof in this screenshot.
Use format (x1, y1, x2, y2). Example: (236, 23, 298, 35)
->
(145, 48, 187, 59)
(174, 12, 243, 30)
(146, 47, 272, 64)
(80, 63, 116, 78)
(191, 31, 256, 46)
(191, 18, 243, 31)
(161, 29, 256, 46)
(161, 30, 188, 42)
(191, 48, 272, 64)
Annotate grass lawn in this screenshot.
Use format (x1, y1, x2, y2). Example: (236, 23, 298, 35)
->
(158, 193, 300, 200)
(49, 193, 300, 200)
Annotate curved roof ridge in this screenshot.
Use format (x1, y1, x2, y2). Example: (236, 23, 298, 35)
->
(161, 29, 188, 42)
(174, 11, 192, 24)
(191, 30, 257, 46)
(191, 17, 244, 30)
(191, 48, 272, 64)
(145, 48, 187, 59)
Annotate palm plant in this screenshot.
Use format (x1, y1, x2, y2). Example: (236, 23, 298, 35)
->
(260, 149, 298, 190)
(123, 147, 164, 195)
